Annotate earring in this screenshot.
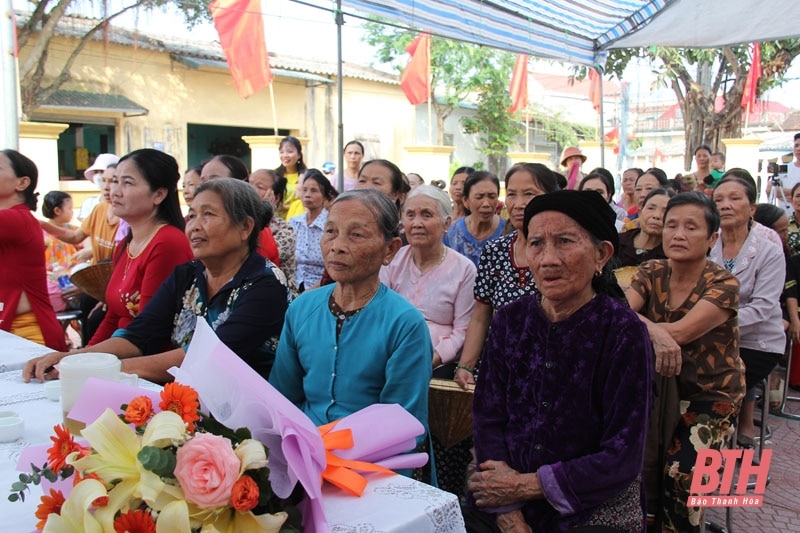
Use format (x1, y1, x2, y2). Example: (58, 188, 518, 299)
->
(594, 269, 603, 277)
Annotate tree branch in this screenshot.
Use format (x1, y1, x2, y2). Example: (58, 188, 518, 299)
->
(17, 0, 54, 49)
(21, 2, 148, 115)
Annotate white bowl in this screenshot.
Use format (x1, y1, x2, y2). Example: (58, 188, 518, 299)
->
(0, 417, 24, 442)
(43, 381, 61, 402)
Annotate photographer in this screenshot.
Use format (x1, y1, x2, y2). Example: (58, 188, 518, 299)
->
(766, 132, 800, 202)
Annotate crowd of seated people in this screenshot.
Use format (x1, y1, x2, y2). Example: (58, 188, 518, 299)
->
(11, 132, 800, 533)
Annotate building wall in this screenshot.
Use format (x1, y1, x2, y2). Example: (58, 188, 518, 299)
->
(22, 34, 414, 175)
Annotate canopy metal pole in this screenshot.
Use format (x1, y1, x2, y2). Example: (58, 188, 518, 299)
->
(598, 71, 605, 168)
(1, 0, 20, 149)
(335, 0, 344, 192)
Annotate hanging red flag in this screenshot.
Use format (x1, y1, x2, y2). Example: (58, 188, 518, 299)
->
(588, 68, 602, 111)
(508, 54, 529, 113)
(741, 42, 762, 111)
(653, 148, 666, 165)
(400, 33, 431, 105)
(210, 0, 273, 99)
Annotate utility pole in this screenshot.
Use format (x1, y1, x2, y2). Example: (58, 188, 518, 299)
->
(1, 0, 20, 148)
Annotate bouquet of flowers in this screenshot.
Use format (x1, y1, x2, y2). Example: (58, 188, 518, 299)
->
(12, 321, 430, 532)
(10, 382, 302, 533)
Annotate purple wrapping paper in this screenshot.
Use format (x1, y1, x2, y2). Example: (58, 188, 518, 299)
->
(17, 320, 428, 533)
(170, 320, 428, 532)
(68, 379, 162, 424)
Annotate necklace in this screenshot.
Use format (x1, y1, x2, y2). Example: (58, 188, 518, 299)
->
(123, 225, 165, 281)
(329, 286, 380, 319)
(415, 247, 447, 273)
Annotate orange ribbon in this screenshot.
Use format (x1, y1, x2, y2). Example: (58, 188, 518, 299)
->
(318, 420, 396, 497)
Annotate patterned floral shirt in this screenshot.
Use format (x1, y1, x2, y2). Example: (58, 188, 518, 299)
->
(114, 253, 290, 379)
(474, 232, 536, 310)
(630, 260, 745, 403)
(43, 225, 81, 282)
(271, 215, 297, 294)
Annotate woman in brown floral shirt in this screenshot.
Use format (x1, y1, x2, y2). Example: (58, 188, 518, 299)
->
(627, 191, 745, 533)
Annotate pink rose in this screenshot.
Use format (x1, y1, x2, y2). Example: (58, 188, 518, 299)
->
(174, 433, 241, 508)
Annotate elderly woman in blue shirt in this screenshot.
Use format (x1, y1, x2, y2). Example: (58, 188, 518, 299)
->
(466, 190, 653, 533)
(270, 189, 432, 447)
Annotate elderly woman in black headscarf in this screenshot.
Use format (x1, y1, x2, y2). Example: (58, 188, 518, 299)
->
(465, 190, 654, 533)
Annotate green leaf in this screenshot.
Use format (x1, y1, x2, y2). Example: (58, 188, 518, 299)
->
(8, 493, 19, 502)
(11, 481, 27, 491)
(137, 446, 177, 477)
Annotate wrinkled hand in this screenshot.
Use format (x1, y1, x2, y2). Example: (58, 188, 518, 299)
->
(23, 351, 68, 383)
(649, 323, 682, 377)
(454, 367, 475, 390)
(468, 460, 525, 507)
(496, 510, 532, 533)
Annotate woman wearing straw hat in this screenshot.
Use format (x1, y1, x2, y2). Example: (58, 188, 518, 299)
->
(559, 146, 586, 190)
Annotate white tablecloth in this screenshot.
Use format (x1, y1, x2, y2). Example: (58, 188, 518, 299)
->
(0, 330, 51, 373)
(0, 355, 465, 532)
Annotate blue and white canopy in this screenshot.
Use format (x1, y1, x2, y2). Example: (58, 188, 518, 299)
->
(342, 0, 797, 66)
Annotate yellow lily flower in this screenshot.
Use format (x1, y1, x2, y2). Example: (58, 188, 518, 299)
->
(195, 507, 288, 533)
(41, 478, 106, 533)
(157, 499, 193, 533)
(70, 408, 188, 530)
(235, 439, 268, 475)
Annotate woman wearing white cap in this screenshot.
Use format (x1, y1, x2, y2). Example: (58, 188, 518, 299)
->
(78, 153, 120, 220)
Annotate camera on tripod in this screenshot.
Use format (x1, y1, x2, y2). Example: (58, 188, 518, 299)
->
(768, 162, 788, 177)
(767, 162, 788, 187)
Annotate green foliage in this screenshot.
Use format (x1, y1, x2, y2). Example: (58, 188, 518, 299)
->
(460, 56, 522, 174)
(526, 105, 595, 148)
(18, 0, 213, 117)
(363, 19, 519, 152)
(8, 463, 68, 503)
(138, 446, 177, 477)
(597, 41, 800, 166)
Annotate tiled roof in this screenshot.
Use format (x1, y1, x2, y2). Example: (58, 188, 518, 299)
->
(16, 11, 399, 86)
(41, 90, 148, 115)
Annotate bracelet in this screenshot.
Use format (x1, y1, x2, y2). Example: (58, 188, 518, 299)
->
(455, 364, 474, 375)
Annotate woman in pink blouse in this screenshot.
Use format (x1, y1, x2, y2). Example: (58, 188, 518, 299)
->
(380, 184, 476, 495)
(380, 185, 476, 371)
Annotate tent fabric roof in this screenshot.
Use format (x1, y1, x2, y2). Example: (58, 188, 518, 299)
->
(343, 0, 797, 66)
(342, 0, 670, 65)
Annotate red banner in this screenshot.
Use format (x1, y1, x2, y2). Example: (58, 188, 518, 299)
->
(741, 42, 762, 110)
(400, 33, 431, 105)
(588, 68, 601, 111)
(210, 0, 273, 98)
(508, 54, 529, 113)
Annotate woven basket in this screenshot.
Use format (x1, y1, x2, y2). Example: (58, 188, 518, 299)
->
(69, 262, 114, 302)
(428, 378, 475, 449)
(613, 266, 639, 290)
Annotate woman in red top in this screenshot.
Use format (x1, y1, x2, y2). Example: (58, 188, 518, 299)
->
(0, 149, 66, 350)
(90, 149, 194, 344)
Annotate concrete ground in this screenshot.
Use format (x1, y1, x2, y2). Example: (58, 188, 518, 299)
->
(703, 383, 800, 533)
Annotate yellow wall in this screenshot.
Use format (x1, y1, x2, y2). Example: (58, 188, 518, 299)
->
(22, 34, 415, 173)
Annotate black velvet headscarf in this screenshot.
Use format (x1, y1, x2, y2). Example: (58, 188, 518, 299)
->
(522, 189, 624, 301)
